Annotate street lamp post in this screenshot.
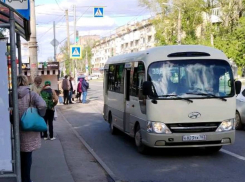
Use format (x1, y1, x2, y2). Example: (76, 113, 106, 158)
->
(162, 3, 181, 45)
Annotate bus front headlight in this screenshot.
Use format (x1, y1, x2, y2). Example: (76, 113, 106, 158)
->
(147, 121, 172, 134)
(216, 119, 235, 132)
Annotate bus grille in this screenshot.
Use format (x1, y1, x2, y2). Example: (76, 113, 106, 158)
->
(166, 122, 221, 133)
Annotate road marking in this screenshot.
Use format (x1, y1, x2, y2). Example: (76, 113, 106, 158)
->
(58, 109, 119, 182)
(221, 149, 245, 161)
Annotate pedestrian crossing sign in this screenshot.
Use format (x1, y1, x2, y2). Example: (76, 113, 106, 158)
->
(70, 45, 82, 59)
(94, 7, 104, 17)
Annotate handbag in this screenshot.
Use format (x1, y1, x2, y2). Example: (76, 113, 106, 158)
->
(20, 91, 47, 132)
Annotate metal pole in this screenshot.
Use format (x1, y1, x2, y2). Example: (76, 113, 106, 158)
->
(10, 10, 21, 182)
(29, 0, 38, 82)
(17, 34, 22, 75)
(74, 5, 77, 87)
(65, 9, 71, 74)
(86, 50, 88, 75)
(53, 21, 57, 62)
(177, 8, 181, 45)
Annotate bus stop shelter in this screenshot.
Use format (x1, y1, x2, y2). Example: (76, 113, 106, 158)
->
(0, 2, 30, 182)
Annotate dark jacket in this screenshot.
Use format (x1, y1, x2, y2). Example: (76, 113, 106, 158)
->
(81, 79, 89, 92)
(69, 80, 73, 91)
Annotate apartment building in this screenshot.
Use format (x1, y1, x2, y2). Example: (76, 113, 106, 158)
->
(78, 35, 100, 48)
(91, 18, 156, 75)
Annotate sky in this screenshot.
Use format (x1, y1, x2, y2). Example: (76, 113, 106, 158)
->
(20, 0, 153, 62)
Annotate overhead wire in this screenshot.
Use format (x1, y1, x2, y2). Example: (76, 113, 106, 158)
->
(38, 15, 65, 41)
(99, 6, 151, 38)
(55, 0, 64, 11)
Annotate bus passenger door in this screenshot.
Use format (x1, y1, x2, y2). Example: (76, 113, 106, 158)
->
(124, 68, 131, 133)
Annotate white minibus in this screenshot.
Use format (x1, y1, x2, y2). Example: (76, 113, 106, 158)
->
(103, 45, 241, 153)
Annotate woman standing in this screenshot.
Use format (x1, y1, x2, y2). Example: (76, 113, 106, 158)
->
(81, 77, 89, 104)
(77, 78, 82, 102)
(17, 75, 46, 182)
(30, 76, 43, 95)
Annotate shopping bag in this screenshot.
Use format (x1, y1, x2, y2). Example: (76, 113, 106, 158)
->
(21, 107, 47, 132)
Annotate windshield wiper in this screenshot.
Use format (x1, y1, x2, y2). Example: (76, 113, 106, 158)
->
(186, 92, 227, 102)
(158, 94, 193, 103)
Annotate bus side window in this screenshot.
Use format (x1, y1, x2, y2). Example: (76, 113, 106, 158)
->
(108, 64, 124, 94)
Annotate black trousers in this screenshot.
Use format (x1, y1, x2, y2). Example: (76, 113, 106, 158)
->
(43, 109, 55, 138)
(21, 152, 32, 182)
(63, 90, 69, 104)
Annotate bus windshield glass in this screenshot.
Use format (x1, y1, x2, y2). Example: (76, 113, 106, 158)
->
(148, 59, 234, 99)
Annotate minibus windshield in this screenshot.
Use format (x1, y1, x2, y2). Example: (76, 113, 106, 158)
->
(148, 59, 234, 99)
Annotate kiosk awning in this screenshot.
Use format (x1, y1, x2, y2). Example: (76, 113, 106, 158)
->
(0, 2, 30, 41)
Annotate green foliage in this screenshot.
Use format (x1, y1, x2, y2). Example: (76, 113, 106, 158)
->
(0, 29, 5, 38)
(59, 42, 71, 75)
(140, 0, 245, 68)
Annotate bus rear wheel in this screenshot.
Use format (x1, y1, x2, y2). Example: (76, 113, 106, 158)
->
(109, 113, 117, 135)
(135, 125, 148, 154)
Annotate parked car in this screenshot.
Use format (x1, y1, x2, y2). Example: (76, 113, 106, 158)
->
(91, 75, 99, 80)
(236, 86, 245, 129)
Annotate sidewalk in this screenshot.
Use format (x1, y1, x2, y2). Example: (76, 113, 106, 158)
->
(1, 105, 110, 182)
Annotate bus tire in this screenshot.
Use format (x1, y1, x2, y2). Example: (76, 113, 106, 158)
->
(109, 113, 117, 135)
(235, 111, 243, 130)
(135, 125, 148, 154)
(205, 146, 222, 153)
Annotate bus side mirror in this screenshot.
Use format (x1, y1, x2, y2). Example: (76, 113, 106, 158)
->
(143, 81, 153, 96)
(235, 81, 242, 95)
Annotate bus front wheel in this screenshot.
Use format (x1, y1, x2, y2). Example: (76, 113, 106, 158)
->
(135, 125, 148, 154)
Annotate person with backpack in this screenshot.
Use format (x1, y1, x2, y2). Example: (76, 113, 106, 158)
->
(81, 77, 89, 104)
(40, 81, 58, 140)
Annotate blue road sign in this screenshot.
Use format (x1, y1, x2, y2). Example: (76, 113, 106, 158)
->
(94, 7, 103, 17)
(70, 45, 82, 59)
(3, 0, 30, 20)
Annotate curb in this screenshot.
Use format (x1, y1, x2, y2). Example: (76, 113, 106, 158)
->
(57, 109, 120, 182)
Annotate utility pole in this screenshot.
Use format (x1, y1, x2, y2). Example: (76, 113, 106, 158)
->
(73, 5, 77, 87)
(65, 9, 71, 74)
(29, 0, 38, 81)
(177, 9, 181, 45)
(86, 50, 88, 75)
(53, 21, 57, 61)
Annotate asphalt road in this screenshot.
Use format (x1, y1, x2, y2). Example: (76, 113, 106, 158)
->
(60, 80, 245, 182)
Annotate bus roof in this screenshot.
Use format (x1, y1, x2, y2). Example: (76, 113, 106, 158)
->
(105, 45, 228, 66)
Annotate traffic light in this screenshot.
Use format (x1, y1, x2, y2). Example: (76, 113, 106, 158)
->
(76, 30, 79, 43)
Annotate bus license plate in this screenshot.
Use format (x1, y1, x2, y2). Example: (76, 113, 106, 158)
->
(183, 135, 207, 141)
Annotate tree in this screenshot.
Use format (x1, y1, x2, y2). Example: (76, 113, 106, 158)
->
(140, 0, 205, 45)
(59, 42, 71, 75)
(140, 0, 245, 70)
(0, 29, 5, 38)
(76, 46, 93, 74)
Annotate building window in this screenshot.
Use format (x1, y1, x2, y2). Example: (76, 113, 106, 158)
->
(148, 36, 152, 42)
(130, 41, 134, 47)
(135, 40, 139, 46)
